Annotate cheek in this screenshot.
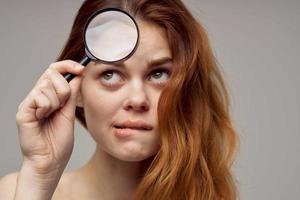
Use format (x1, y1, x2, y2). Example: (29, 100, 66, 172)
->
(83, 88, 123, 137)
(81, 75, 127, 114)
(85, 93, 118, 120)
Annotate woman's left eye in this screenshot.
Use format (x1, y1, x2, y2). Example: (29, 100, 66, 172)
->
(148, 68, 171, 84)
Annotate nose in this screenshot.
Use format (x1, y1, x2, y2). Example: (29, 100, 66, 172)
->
(123, 81, 150, 112)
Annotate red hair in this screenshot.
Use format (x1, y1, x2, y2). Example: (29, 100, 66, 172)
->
(57, 0, 240, 199)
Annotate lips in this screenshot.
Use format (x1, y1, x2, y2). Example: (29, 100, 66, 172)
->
(113, 120, 153, 131)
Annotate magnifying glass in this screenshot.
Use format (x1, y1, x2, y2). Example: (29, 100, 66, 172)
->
(64, 8, 139, 82)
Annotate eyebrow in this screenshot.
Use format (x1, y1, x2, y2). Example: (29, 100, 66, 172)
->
(104, 57, 173, 69)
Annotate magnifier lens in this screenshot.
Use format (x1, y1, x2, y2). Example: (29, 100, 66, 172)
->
(64, 9, 139, 82)
(85, 10, 138, 62)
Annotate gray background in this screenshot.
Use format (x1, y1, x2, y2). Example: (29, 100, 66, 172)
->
(0, 0, 299, 199)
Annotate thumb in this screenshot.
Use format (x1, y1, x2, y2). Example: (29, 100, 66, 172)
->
(60, 76, 83, 120)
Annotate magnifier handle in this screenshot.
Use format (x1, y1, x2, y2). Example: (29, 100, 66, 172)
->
(64, 56, 91, 82)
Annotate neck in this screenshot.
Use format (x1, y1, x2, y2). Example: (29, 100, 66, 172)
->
(77, 145, 152, 200)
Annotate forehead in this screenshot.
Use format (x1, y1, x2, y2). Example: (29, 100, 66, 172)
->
(134, 20, 171, 60)
(87, 20, 172, 71)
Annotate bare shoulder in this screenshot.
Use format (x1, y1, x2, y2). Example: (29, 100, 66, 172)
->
(0, 172, 18, 199)
(52, 171, 79, 200)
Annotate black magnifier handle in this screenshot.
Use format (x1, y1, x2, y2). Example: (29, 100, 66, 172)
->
(63, 56, 91, 82)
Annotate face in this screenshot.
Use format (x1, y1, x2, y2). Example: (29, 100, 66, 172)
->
(77, 20, 173, 162)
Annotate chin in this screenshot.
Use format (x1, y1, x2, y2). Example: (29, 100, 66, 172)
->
(113, 142, 158, 162)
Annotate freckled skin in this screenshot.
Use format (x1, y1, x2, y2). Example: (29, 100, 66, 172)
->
(76, 20, 173, 162)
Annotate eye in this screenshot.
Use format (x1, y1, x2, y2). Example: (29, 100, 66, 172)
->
(99, 68, 171, 86)
(148, 68, 171, 84)
(99, 70, 123, 85)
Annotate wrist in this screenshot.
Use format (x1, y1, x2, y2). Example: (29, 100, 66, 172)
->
(14, 163, 62, 200)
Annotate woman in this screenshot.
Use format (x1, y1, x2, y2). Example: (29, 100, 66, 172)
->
(0, 0, 239, 199)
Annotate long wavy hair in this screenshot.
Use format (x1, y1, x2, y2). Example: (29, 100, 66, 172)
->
(56, 0, 240, 199)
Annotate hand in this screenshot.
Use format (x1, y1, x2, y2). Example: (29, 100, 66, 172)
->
(16, 60, 84, 175)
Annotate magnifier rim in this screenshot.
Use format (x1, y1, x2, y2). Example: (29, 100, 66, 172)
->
(83, 7, 140, 64)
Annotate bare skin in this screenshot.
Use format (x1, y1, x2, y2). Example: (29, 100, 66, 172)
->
(0, 20, 173, 200)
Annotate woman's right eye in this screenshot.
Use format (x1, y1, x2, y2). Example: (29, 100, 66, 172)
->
(99, 70, 123, 86)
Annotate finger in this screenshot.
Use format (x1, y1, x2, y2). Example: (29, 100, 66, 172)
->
(35, 60, 84, 86)
(60, 76, 83, 120)
(17, 81, 53, 122)
(34, 89, 52, 120)
(38, 80, 61, 113)
(44, 68, 71, 107)
(69, 75, 83, 104)
(49, 60, 85, 74)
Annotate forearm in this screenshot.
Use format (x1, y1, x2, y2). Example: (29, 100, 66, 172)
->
(14, 164, 61, 200)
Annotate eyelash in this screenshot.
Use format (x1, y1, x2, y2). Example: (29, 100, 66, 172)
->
(99, 68, 171, 86)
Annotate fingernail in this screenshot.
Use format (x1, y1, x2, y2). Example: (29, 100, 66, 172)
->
(76, 64, 85, 69)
